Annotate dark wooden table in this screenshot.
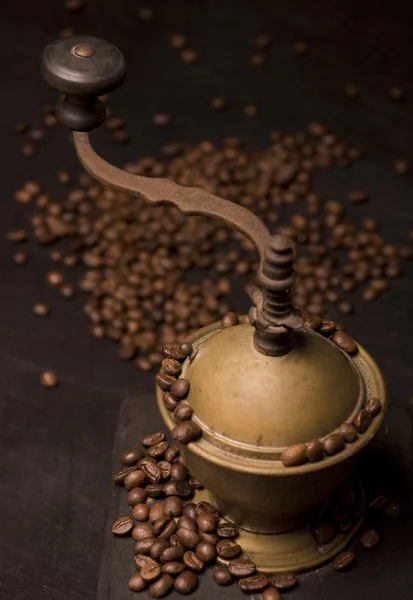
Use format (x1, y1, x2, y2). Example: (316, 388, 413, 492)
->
(1, 1, 413, 599)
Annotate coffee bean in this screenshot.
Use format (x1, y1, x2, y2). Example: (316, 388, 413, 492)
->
(150, 539, 170, 560)
(113, 465, 137, 485)
(157, 460, 172, 480)
(389, 85, 406, 102)
(189, 477, 203, 489)
(128, 487, 147, 506)
(239, 574, 269, 592)
(302, 310, 323, 330)
(132, 522, 154, 541)
(142, 462, 162, 483)
(196, 501, 220, 520)
(161, 497, 181, 518)
(174, 570, 199, 593)
(164, 480, 193, 498)
(173, 404, 194, 423)
(221, 312, 239, 328)
(199, 531, 220, 545)
(178, 515, 197, 532)
(162, 344, 186, 361)
(213, 566, 234, 586)
(179, 342, 193, 357)
(137, 6, 154, 21)
(182, 503, 197, 520)
(146, 484, 165, 498)
(13, 250, 29, 264)
(170, 378, 190, 399)
(170, 34, 186, 49)
(128, 573, 147, 592)
(183, 551, 204, 572)
(306, 439, 324, 462)
(172, 420, 201, 443)
(338, 423, 358, 443)
(164, 443, 180, 463)
(360, 529, 379, 548)
(171, 462, 189, 481)
(153, 113, 171, 127)
(384, 500, 400, 516)
(217, 539, 242, 559)
(312, 522, 336, 544)
(159, 519, 177, 540)
(197, 513, 217, 533)
(322, 434, 345, 456)
(149, 503, 165, 523)
(135, 539, 156, 556)
(217, 521, 239, 539)
(156, 372, 177, 391)
(333, 550, 356, 571)
(40, 370, 58, 388)
(353, 409, 372, 433)
(344, 84, 359, 100)
(270, 571, 297, 590)
(132, 503, 150, 521)
(318, 320, 337, 336)
(211, 96, 227, 111)
(294, 41, 309, 55)
(160, 544, 185, 563)
(228, 559, 256, 578)
(180, 49, 199, 64)
(111, 516, 134, 536)
(121, 447, 144, 466)
(148, 441, 169, 459)
(154, 517, 173, 537)
(141, 563, 162, 583)
(163, 391, 179, 410)
(141, 432, 165, 448)
(176, 527, 201, 549)
(135, 554, 159, 568)
(125, 470, 148, 490)
(365, 397, 381, 417)
(162, 358, 182, 377)
(195, 540, 217, 563)
(332, 331, 358, 354)
(262, 587, 282, 600)
(149, 574, 174, 598)
(281, 443, 307, 466)
(162, 561, 186, 576)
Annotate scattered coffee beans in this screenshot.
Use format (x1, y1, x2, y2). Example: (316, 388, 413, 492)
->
(333, 550, 356, 572)
(174, 570, 199, 593)
(111, 516, 134, 536)
(270, 571, 297, 590)
(360, 529, 379, 549)
(40, 370, 58, 388)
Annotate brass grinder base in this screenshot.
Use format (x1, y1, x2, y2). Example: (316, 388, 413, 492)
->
(191, 478, 365, 574)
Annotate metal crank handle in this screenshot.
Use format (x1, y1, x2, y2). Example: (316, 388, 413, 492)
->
(41, 35, 271, 269)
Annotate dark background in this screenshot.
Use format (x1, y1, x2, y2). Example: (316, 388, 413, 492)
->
(1, 1, 413, 599)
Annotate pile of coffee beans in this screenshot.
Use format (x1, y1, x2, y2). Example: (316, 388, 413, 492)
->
(9, 121, 413, 371)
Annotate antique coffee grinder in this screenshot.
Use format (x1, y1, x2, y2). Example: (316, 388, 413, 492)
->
(42, 36, 387, 574)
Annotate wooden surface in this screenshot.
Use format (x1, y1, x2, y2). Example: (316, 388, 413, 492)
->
(97, 393, 413, 600)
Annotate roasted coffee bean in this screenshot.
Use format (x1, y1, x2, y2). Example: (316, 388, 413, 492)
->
(162, 358, 182, 377)
(149, 503, 165, 523)
(182, 503, 197, 520)
(333, 550, 356, 571)
(154, 517, 173, 537)
(173, 404, 194, 422)
(216, 539, 242, 559)
(142, 462, 162, 483)
(239, 574, 269, 592)
(360, 529, 379, 548)
(121, 447, 144, 466)
(197, 513, 217, 533)
(150, 539, 170, 560)
(353, 409, 372, 433)
(128, 573, 147, 592)
(163, 496, 183, 517)
(179, 342, 193, 357)
(322, 434, 345, 456)
(365, 397, 381, 417)
(132, 503, 150, 522)
(312, 521, 336, 544)
(270, 571, 297, 590)
(135, 554, 159, 568)
(332, 331, 358, 354)
(281, 443, 307, 466)
(165, 443, 180, 463)
(128, 487, 147, 506)
(113, 465, 137, 485)
(228, 559, 256, 578)
(306, 439, 324, 462)
(125, 469, 148, 490)
(338, 423, 358, 443)
(196, 501, 220, 519)
(40, 370, 58, 388)
(160, 544, 185, 563)
(170, 378, 190, 399)
(199, 530, 220, 545)
(46, 271, 64, 287)
(135, 539, 156, 555)
(142, 432, 165, 447)
(158, 519, 177, 540)
(183, 551, 204, 572)
(217, 521, 239, 539)
(172, 420, 201, 443)
(302, 311, 323, 330)
(149, 574, 174, 598)
(164, 480, 192, 498)
(213, 566, 234, 586)
(195, 540, 217, 563)
(32, 302, 50, 316)
(141, 563, 162, 583)
(146, 483, 165, 498)
(111, 516, 134, 536)
(318, 320, 336, 335)
(158, 460, 172, 480)
(384, 500, 400, 515)
(148, 441, 169, 459)
(171, 463, 189, 481)
(176, 527, 200, 549)
(156, 371, 177, 390)
(221, 312, 239, 328)
(189, 477, 203, 489)
(13, 250, 29, 264)
(262, 587, 282, 600)
(162, 561, 186, 576)
(162, 344, 185, 361)
(174, 570, 199, 593)
(163, 391, 179, 411)
(369, 494, 388, 510)
(132, 522, 154, 541)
